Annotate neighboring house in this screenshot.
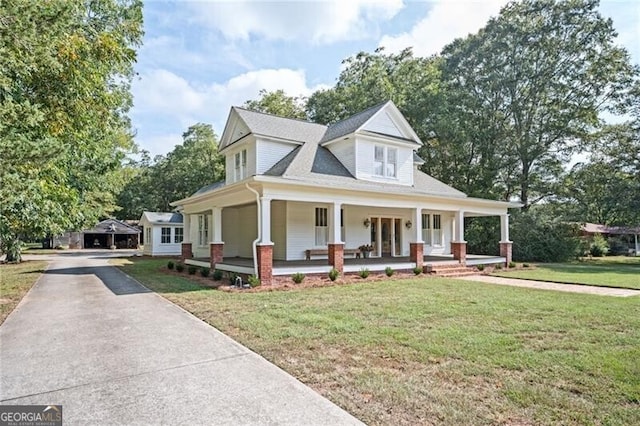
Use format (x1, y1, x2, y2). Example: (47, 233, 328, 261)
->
(51, 219, 140, 249)
(171, 101, 521, 284)
(139, 212, 184, 256)
(581, 223, 640, 255)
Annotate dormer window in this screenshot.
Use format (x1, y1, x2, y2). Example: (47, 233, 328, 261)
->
(374, 145, 397, 178)
(234, 149, 247, 181)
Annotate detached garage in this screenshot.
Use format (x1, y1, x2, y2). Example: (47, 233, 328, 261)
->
(139, 212, 184, 256)
(81, 219, 141, 249)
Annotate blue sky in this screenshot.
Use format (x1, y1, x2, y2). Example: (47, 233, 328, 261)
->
(131, 0, 640, 157)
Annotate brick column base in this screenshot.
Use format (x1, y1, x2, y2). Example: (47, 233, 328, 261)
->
(451, 242, 467, 264)
(328, 243, 344, 273)
(410, 242, 424, 269)
(210, 242, 224, 270)
(256, 244, 273, 286)
(181, 242, 193, 260)
(500, 241, 513, 266)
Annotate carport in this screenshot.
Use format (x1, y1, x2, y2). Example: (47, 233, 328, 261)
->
(82, 219, 140, 249)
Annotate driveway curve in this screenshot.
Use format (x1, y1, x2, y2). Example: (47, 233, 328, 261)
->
(0, 253, 362, 425)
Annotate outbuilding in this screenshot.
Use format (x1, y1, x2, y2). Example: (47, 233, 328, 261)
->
(139, 212, 184, 256)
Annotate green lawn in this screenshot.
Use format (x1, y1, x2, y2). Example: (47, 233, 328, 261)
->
(118, 258, 640, 425)
(493, 256, 640, 290)
(0, 261, 47, 325)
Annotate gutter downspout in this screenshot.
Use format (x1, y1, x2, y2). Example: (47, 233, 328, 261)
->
(245, 183, 260, 276)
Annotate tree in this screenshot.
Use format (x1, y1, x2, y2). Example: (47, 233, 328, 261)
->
(243, 89, 307, 119)
(306, 48, 440, 126)
(436, 0, 637, 207)
(115, 123, 225, 218)
(0, 0, 143, 261)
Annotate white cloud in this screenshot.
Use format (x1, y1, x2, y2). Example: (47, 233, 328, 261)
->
(189, 0, 404, 44)
(379, 0, 508, 56)
(132, 68, 323, 155)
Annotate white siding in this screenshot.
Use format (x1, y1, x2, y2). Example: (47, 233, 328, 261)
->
(225, 138, 257, 184)
(327, 138, 356, 176)
(256, 139, 297, 174)
(355, 137, 413, 186)
(363, 110, 403, 138)
(272, 201, 286, 260)
(285, 202, 321, 260)
(140, 223, 183, 256)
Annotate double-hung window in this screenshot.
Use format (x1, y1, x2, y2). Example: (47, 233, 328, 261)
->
(422, 214, 442, 246)
(161, 227, 171, 244)
(421, 214, 431, 245)
(174, 227, 184, 243)
(234, 149, 247, 181)
(198, 215, 209, 246)
(373, 145, 398, 178)
(315, 207, 328, 246)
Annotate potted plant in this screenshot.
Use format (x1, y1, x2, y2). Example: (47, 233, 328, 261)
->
(359, 244, 374, 258)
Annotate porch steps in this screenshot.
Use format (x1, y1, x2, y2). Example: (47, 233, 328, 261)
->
(426, 263, 479, 278)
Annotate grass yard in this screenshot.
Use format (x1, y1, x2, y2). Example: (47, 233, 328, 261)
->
(0, 261, 47, 325)
(118, 258, 640, 425)
(493, 256, 640, 290)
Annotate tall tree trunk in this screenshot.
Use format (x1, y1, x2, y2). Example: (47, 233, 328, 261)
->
(3, 236, 22, 263)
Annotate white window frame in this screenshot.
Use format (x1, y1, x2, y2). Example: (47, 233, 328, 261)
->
(422, 213, 443, 246)
(174, 227, 184, 244)
(422, 213, 431, 246)
(198, 215, 209, 246)
(161, 227, 171, 244)
(234, 149, 247, 182)
(315, 207, 328, 246)
(373, 145, 398, 179)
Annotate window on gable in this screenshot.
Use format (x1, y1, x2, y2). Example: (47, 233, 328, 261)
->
(234, 149, 247, 181)
(161, 227, 171, 244)
(174, 227, 184, 244)
(374, 146, 384, 176)
(315, 207, 328, 246)
(374, 145, 398, 178)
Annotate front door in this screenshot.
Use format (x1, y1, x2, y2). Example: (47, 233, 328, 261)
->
(381, 218, 392, 256)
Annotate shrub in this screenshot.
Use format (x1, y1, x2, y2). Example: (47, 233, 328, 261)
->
(413, 266, 422, 275)
(212, 269, 223, 281)
(358, 268, 370, 279)
(176, 263, 185, 272)
(494, 264, 502, 270)
(200, 267, 210, 277)
(476, 264, 485, 271)
(328, 268, 339, 281)
(187, 265, 197, 275)
(291, 272, 305, 284)
(523, 263, 530, 268)
(589, 233, 609, 257)
(248, 275, 261, 287)
(508, 261, 516, 268)
(167, 261, 175, 270)
(385, 266, 394, 277)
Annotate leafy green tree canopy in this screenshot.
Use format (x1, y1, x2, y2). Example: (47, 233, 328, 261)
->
(243, 89, 307, 119)
(0, 0, 143, 261)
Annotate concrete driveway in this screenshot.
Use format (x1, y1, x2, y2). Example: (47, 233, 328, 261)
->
(0, 254, 362, 425)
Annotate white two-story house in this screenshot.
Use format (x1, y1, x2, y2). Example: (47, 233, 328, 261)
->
(172, 101, 520, 284)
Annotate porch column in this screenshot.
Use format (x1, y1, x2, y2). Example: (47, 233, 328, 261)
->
(260, 197, 272, 244)
(328, 202, 344, 272)
(209, 208, 225, 270)
(499, 213, 512, 266)
(451, 210, 466, 264)
(256, 244, 273, 285)
(181, 213, 192, 260)
(410, 207, 424, 269)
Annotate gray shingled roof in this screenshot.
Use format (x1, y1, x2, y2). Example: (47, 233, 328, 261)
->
(319, 101, 388, 143)
(264, 146, 301, 176)
(143, 212, 183, 224)
(84, 219, 141, 234)
(311, 146, 353, 177)
(413, 152, 425, 164)
(233, 107, 326, 144)
(192, 180, 225, 196)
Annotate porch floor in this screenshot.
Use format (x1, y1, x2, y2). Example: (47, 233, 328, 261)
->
(185, 254, 505, 276)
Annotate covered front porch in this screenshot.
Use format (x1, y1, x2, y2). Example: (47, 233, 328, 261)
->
(185, 253, 506, 276)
